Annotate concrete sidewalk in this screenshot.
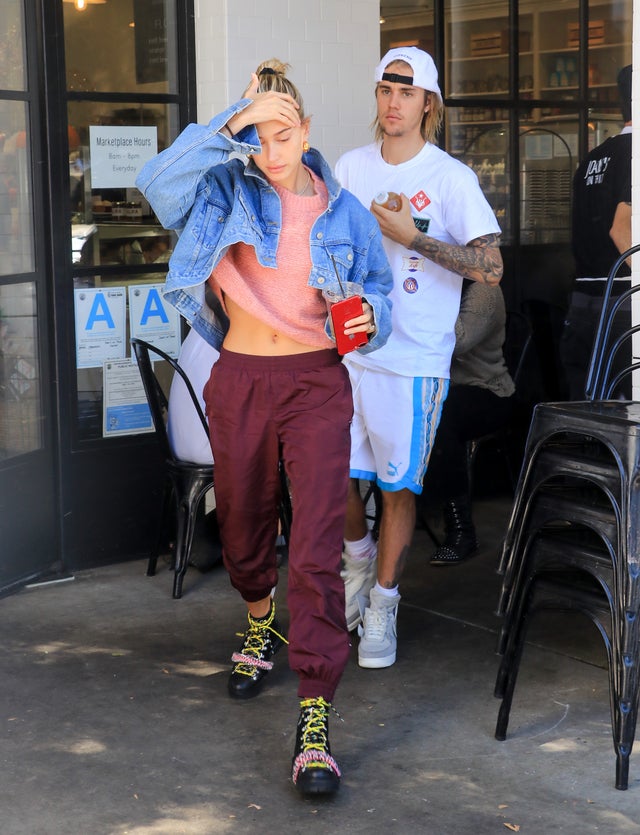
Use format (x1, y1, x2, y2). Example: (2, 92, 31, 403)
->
(1, 497, 639, 834)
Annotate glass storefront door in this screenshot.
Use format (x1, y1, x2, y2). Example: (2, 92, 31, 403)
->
(0, 0, 59, 591)
(44, 0, 195, 569)
(0, 0, 197, 577)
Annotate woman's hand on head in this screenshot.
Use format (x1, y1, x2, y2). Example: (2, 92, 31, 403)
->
(226, 73, 301, 135)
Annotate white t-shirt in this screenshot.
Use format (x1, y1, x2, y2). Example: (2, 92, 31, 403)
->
(335, 141, 501, 377)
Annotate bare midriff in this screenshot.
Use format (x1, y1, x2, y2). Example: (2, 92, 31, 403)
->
(222, 295, 322, 356)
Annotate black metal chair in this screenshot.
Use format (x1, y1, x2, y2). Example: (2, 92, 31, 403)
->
(131, 337, 215, 599)
(493, 244, 640, 790)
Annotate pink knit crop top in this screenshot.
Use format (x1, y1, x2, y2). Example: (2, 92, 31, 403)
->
(210, 169, 333, 349)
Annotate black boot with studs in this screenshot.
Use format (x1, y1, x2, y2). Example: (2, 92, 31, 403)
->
(430, 495, 479, 565)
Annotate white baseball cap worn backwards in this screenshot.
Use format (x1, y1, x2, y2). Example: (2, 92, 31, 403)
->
(374, 47, 442, 102)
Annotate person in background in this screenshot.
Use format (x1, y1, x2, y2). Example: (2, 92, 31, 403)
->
(420, 281, 515, 565)
(335, 47, 502, 669)
(136, 59, 392, 796)
(560, 64, 632, 399)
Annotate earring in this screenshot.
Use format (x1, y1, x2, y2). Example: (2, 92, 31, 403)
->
(303, 141, 310, 152)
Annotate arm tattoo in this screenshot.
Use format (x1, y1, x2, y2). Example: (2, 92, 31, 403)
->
(408, 231, 503, 285)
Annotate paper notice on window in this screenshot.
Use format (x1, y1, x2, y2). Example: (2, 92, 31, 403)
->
(103, 358, 154, 437)
(90, 126, 158, 189)
(128, 284, 181, 358)
(75, 287, 127, 369)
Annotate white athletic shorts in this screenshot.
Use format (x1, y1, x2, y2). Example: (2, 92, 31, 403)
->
(346, 363, 449, 494)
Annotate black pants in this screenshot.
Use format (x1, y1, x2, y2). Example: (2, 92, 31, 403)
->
(559, 288, 631, 399)
(421, 384, 514, 501)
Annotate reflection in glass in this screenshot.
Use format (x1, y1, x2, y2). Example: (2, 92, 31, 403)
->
(72, 228, 174, 271)
(533, 4, 579, 102)
(67, 101, 177, 267)
(587, 106, 624, 153)
(379, 3, 434, 56)
(519, 115, 577, 245)
(448, 110, 510, 244)
(445, 0, 509, 99)
(75, 273, 179, 441)
(587, 0, 631, 107)
(0, 282, 41, 459)
(0, 101, 34, 276)
(0, 0, 26, 91)
(64, 0, 178, 94)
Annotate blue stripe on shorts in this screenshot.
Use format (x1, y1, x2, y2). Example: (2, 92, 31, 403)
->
(377, 376, 449, 495)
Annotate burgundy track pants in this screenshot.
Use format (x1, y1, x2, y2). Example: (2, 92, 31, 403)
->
(204, 347, 352, 701)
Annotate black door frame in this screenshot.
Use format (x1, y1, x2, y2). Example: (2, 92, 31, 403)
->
(38, 0, 196, 571)
(0, 1, 60, 595)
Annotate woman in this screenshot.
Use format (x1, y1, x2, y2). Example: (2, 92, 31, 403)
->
(136, 59, 392, 796)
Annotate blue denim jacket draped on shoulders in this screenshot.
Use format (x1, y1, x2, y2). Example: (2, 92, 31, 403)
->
(135, 99, 393, 352)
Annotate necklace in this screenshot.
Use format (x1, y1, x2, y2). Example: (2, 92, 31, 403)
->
(294, 170, 312, 197)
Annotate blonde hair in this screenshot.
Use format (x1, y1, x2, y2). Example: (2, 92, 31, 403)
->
(373, 60, 443, 144)
(255, 59, 307, 121)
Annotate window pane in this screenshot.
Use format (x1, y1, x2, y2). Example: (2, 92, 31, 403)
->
(587, 0, 632, 108)
(448, 109, 510, 244)
(0, 101, 34, 275)
(519, 111, 577, 245)
(380, 2, 434, 55)
(587, 105, 624, 153)
(519, 14, 534, 97)
(68, 100, 178, 265)
(524, 1, 632, 105)
(446, 1, 510, 100)
(536, 5, 580, 102)
(0, 282, 42, 459)
(74, 273, 178, 441)
(0, 0, 26, 91)
(64, 0, 178, 94)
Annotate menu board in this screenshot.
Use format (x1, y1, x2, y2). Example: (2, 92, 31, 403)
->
(134, 0, 169, 84)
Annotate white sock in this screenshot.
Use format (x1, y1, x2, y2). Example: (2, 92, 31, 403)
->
(374, 581, 399, 598)
(344, 531, 377, 561)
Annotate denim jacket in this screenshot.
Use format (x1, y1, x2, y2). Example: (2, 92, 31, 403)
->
(135, 100, 392, 352)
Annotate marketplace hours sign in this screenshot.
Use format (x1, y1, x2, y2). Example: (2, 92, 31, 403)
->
(89, 126, 158, 189)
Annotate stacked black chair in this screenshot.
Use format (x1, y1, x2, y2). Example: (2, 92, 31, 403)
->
(493, 244, 640, 790)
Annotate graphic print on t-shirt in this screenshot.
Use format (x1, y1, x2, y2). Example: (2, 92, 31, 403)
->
(401, 255, 425, 294)
(410, 190, 431, 211)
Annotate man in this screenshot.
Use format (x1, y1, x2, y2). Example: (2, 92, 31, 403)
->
(560, 64, 632, 399)
(334, 47, 503, 668)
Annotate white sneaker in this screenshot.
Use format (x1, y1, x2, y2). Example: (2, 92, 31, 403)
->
(341, 552, 377, 632)
(357, 586, 400, 669)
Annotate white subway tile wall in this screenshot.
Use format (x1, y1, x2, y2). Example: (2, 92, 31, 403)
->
(194, 0, 380, 168)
